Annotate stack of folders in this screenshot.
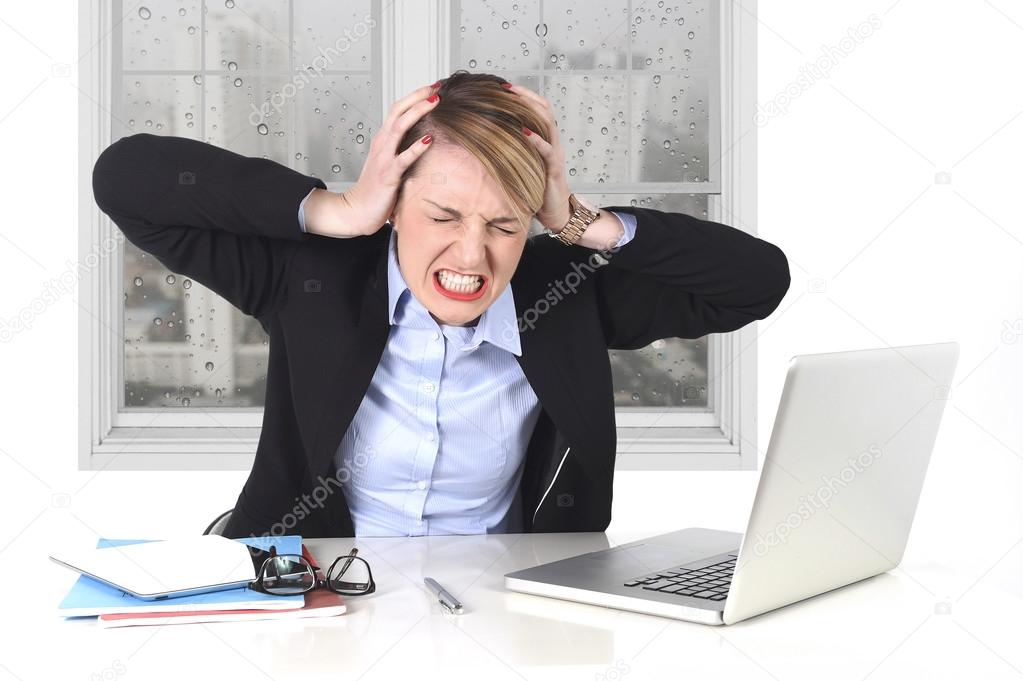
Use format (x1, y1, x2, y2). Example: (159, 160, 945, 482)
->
(57, 535, 346, 628)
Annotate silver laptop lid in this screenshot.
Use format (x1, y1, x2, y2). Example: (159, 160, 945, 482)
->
(724, 342, 960, 625)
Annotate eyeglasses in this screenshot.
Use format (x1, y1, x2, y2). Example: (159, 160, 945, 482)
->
(247, 545, 376, 597)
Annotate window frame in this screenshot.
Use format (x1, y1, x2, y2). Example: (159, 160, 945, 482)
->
(78, 0, 761, 471)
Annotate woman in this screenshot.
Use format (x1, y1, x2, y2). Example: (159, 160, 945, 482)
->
(92, 71, 790, 539)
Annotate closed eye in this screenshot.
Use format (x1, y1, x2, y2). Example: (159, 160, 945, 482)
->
(431, 217, 515, 235)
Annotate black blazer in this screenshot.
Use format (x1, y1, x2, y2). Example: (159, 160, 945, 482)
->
(92, 133, 791, 539)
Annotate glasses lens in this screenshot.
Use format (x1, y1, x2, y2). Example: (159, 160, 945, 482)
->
(328, 556, 373, 594)
(259, 555, 315, 594)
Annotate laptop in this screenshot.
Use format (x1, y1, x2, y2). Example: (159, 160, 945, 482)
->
(505, 342, 960, 625)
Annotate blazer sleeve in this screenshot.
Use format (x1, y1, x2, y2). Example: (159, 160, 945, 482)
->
(592, 205, 791, 350)
(91, 133, 327, 320)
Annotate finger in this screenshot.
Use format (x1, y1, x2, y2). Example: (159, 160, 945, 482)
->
(393, 133, 434, 173)
(504, 82, 555, 121)
(504, 83, 560, 143)
(375, 94, 439, 157)
(521, 126, 553, 161)
(394, 95, 439, 135)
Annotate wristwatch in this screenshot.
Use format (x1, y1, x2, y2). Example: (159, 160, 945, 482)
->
(549, 193, 601, 246)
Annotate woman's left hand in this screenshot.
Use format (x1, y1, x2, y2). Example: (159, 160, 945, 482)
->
(504, 83, 573, 233)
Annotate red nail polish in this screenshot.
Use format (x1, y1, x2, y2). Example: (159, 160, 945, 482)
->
(522, 127, 532, 136)
(427, 93, 439, 103)
(421, 134, 432, 144)
(501, 82, 513, 89)
(430, 81, 441, 88)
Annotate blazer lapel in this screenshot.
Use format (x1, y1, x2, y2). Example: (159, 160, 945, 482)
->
(307, 231, 391, 480)
(511, 245, 610, 479)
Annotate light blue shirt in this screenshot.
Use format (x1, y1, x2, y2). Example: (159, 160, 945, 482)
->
(298, 193, 637, 536)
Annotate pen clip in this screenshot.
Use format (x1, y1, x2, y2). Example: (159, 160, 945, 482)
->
(425, 577, 463, 614)
(439, 598, 462, 615)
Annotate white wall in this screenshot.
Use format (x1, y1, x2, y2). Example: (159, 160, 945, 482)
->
(0, 1, 1019, 613)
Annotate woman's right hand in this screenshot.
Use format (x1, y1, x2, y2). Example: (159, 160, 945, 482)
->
(302, 84, 440, 238)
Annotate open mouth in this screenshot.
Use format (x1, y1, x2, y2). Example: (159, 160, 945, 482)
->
(432, 268, 489, 301)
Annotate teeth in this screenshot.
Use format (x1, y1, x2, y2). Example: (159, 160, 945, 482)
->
(437, 269, 483, 294)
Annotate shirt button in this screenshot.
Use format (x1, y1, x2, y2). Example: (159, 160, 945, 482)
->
(416, 480, 427, 490)
(423, 382, 435, 393)
(432, 331, 440, 341)
(426, 432, 435, 441)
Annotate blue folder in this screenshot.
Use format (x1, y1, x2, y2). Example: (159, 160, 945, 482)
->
(58, 535, 305, 617)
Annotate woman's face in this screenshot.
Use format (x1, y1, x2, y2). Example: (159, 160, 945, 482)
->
(390, 143, 531, 327)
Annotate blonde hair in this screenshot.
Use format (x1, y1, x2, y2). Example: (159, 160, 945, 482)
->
(394, 70, 552, 234)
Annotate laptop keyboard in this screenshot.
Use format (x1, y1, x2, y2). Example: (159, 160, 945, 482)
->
(623, 554, 737, 601)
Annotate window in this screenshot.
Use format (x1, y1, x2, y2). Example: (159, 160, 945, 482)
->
(79, 0, 759, 470)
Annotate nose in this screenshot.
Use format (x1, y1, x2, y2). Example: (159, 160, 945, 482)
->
(450, 226, 489, 272)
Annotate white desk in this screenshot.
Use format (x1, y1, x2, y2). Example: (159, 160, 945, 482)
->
(35, 530, 1023, 680)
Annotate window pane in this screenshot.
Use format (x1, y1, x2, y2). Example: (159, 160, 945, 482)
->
(204, 0, 290, 72)
(294, 74, 378, 180)
(631, 72, 711, 182)
(123, 253, 267, 407)
(574, 193, 711, 409)
(205, 74, 289, 164)
(293, 0, 374, 70)
(542, 0, 629, 70)
(117, 76, 200, 140)
(547, 74, 629, 184)
(114, 0, 382, 410)
(456, 0, 542, 71)
(454, 2, 714, 185)
(122, 2, 201, 71)
(631, 0, 713, 70)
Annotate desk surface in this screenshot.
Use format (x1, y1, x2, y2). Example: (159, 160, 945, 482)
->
(36, 530, 1023, 680)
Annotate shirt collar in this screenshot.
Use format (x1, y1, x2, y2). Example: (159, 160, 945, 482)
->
(385, 228, 522, 356)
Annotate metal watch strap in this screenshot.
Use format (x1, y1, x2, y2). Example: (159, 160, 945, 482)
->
(549, 194, 600, 246)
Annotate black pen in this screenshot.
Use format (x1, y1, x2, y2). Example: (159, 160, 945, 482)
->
(424, 577, 463, 614)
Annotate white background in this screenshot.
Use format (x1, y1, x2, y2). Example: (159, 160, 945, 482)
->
(0, 1, 1021, 678)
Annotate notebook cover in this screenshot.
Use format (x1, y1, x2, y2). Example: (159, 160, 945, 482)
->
(58, 535, 304, 617)
(95, 544, 347, 627)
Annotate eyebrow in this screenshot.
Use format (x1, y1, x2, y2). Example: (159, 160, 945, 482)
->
(422, 198, 518, 225)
